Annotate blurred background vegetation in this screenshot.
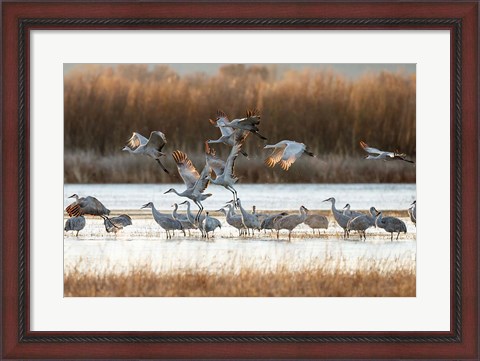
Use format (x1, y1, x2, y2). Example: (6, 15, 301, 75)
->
(64, 64, 416, 183)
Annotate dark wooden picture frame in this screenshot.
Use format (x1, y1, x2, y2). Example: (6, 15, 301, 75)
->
(2, 1, 478, 359)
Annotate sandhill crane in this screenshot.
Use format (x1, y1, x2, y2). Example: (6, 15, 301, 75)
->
(251, 205, 268, 225)
(304, 214, 328, 235)
(260, 212, 288, 232)
(408, 200, 416, 226)
(346, 207, 378, 241)
(264, 140, 315, 171)
(201, 212, 222, 239)
(178, 200, 206, 226)
(342, 203, 364, 218)
(64, 215, 86, 236)
(208, 115, 249, 157)
(205, 142, 243, 206)
(360, 141, 414, 164)
(219, 204, 247, 236)
(273, 206, 309, 241)
(164, 150, 211, 221)
(213, 109, 267, 140)
(172, 203, 196, 235)
(122, 131, 169, 173)
(65, 194, 110, 218)
(141, 202, 185, 239)
(323, 197, 352, 239)
(101, 214, 132, 234)
(236, 198, 261, 236)
(375, 210, 407, 241)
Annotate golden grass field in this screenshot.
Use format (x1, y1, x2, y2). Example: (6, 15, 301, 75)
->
(64, 262, 415, 297)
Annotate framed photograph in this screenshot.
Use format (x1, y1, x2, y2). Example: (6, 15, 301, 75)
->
(2, 1, 478, 360)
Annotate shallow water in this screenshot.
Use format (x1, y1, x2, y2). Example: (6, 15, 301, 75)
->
(64, 183, 416, 211)
(64, 182, 417, 275)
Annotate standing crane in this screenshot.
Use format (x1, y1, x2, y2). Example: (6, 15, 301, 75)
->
(122, 131, 170, 173)
(304, 213, 328, 236)
(323, 197, 352, 239)
(218, 203, 247, 236)
(273, 205, 309, 241)
(264, 140, 315, 171)
(64, 216, 86, 237)
(346, 207, 378, 241)
(342, 203, 364, 218)
(141, 202, 184, 239)
(201, 212, 222, 240)
(236, 198, 262, 236)
(375, 210, 407, 241)
(172, 203, 196, 235)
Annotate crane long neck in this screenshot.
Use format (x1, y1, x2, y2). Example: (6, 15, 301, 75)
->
(184, 202, 195, 222)
(237, 202, 248, 218)
(375, 213, 384, 227)
(171, 189, 182, 196)
(172, 204, 179, 217)
(330, 200, 341, 216)
(151, 204, 168, 219)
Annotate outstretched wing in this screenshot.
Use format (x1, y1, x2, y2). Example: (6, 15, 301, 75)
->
(172, 150, 200, 189)
(278, 142, 305, 171)
(193, 162, 211, 194)
(264, 144, 287, 168)
(205, 142, 226, 177)
(67, 196, 110, 217)
(232, 129, 250, 146)
(125, 132, 148, 150)
(146, 131, 167, 152)
(224, 143, 242, 179)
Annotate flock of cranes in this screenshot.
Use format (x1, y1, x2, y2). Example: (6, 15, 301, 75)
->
(64, 109, 416, 242)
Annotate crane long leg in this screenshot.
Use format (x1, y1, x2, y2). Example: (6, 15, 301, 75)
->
(155, 159, 170, 174)
(226, 186, 238, 207)
(253, 131, 267, 140)
(194, 200, 203, 222)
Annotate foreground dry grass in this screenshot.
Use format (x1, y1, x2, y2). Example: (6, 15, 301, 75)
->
(64, 263, 415, 297)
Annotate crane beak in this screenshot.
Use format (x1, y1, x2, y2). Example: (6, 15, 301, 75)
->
(140, 204, 148, 209)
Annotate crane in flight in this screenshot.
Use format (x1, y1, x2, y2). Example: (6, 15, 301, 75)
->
(264, 140, 315, 171)
(360, 141, 414, 164)
(122, 131, 170, 173)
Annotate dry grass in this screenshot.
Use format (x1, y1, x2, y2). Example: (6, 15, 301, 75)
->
(64, 260, 415, 297)
(64, 150, 415, 184)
